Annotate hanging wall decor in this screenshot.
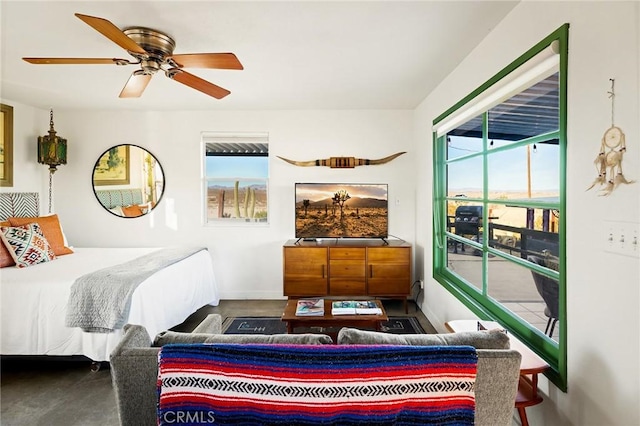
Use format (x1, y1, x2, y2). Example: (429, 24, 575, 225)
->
(277, 151, 405, 168)
(587, 79, 635, 195)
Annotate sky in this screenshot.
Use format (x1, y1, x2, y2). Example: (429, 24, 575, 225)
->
(206, 156, 268, 179)
(295, 183, 388, 203)
(447, 136, 560, 193)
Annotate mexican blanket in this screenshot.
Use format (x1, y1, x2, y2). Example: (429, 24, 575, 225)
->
(157, 344, 477, 425)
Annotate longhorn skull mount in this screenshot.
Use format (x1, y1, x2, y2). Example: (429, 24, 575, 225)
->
(277, 152, 406, 168)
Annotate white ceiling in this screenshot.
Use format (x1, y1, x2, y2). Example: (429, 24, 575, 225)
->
(1, 1, 518, 111)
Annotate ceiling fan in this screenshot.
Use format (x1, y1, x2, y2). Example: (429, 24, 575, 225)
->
(23, 13, 243, 99)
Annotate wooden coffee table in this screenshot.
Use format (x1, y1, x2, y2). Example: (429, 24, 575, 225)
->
(281, 299, 388, 335)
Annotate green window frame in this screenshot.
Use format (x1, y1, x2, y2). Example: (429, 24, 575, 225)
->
(432, 24, 568, 390)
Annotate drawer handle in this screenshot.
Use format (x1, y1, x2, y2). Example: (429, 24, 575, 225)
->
(322, 264, 325, 278)
(369, 265, 373, 278)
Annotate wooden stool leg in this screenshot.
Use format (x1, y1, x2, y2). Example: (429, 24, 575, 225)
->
(518, 407, 530, 426)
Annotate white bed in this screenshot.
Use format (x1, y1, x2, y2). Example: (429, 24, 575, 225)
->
(0, 247, 219, 362)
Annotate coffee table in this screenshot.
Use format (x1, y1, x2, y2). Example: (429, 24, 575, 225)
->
(281, 299, 388, 335)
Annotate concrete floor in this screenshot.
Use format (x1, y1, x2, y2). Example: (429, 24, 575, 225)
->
(0, 298, 435, 426)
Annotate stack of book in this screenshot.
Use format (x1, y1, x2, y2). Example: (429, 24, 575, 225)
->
(295, 299, 325, 316)
(331, 300, 382, 315)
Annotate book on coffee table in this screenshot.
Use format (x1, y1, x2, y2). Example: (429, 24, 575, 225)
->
(331, 300, 382, 315)
(295, 299, 325, 316)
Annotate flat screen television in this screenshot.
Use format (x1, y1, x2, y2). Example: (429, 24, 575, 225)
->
(295, 183, 388, 239)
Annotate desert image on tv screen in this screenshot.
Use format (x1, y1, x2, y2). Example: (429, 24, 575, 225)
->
(295, 183, 388, 238)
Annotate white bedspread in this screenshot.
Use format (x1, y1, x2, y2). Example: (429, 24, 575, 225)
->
(0, 247, 219, 361)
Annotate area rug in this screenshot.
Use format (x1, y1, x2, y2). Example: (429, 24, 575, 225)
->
(222, 316, 426, 335)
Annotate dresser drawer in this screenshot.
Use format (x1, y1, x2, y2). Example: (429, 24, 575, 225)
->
(330, 259, 365, 278)
(329, 247, 366, 260)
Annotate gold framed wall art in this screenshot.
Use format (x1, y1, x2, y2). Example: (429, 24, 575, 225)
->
(0, 104, 14, 187)
(93, 144, 130, 186)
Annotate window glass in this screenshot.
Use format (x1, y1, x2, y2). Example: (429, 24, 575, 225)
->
(203, 134, 269, 224)
(487, 143, 559, 200)
(488, 73, 560, 149)
(487, 254, 559, 341)
(446, 237, 483, 292)
(446, 115, 483, 160)
(432, 25, 567, 389)
(447, 155, 483, 196)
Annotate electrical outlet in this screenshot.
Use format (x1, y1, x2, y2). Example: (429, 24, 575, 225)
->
(419, 279, 424, 289)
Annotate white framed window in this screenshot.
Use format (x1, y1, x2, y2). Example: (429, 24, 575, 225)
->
(202, 132, 269, 225)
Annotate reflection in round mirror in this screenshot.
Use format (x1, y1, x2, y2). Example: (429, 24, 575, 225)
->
(92, 144, 165, 218)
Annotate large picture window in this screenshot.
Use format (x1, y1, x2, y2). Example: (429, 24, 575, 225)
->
(432, 25, 568, 389)
(202, 132, 269, 225)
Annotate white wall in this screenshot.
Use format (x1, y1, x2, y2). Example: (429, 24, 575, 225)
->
(0, 106, 416, 300)
(3, 2, 639, 424)
(0, 101, 49, 197)
(415, 2, 639, 425)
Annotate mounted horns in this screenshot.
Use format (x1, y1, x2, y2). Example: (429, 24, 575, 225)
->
(277, 151, 406, 168)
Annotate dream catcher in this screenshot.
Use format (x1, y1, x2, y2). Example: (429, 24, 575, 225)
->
(587, 79, 635, 195)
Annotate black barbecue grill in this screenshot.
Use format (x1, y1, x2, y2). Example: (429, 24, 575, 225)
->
(455, 206, 483, 235)
(453, 205, 483, 253)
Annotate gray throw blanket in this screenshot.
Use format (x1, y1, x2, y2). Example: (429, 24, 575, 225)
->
(65, 247, 207, 333)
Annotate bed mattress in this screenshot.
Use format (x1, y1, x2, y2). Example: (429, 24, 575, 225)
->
(0, 247, 219, 361)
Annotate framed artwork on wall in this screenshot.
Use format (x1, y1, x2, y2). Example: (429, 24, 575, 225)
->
(0, 104, 13, 187)
(93, 144, 130, 186)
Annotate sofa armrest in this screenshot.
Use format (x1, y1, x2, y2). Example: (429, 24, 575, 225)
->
(110, 326, 160, 426)
(109, 316, 222, 426)
(111, 346, 160, 426)
(475, 349, 522, 426)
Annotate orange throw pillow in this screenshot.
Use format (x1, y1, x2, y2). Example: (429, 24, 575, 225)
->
(0, 221, 16, 267)
(8, 214, 74, 256)
(122, 205, 144, 217)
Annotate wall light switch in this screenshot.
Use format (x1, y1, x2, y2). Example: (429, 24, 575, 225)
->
(604, 220, 640, 258)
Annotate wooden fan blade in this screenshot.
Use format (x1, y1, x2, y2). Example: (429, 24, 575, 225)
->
(119, 72, 152, 98)
(75, 13, 147, 55)
(168, 69, 230, 99)
(23, 57, 129, 65)
(169, 53, 243, 70)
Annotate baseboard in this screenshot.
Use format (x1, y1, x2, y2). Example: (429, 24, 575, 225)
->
(218, 291, 287, 300)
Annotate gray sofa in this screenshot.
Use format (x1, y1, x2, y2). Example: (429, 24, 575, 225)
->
(110, 314, 521, 426)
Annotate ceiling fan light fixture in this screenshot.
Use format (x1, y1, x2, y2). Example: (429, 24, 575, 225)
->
(114, 58, 134, 66)
(23, 13, 243, 100)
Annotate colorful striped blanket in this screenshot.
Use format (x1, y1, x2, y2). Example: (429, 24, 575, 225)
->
(157, 344, 477, 425)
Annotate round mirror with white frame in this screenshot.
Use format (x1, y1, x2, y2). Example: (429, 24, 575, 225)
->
(92, 144, 165, 218)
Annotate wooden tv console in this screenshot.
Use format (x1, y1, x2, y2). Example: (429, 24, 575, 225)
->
(282, 239, 412, 313)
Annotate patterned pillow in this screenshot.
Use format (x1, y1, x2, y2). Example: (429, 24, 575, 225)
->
(0, 223, 56, 268)
(0, 221, 16, 268)
(8, 214, 73, 256)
